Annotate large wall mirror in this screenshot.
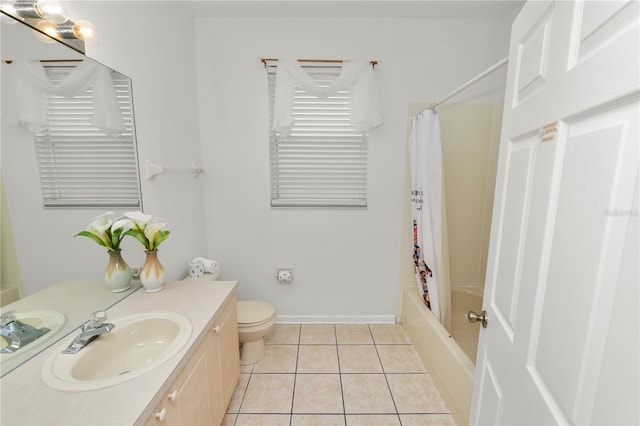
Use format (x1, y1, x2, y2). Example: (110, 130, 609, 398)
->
(1, 12, 143, 376)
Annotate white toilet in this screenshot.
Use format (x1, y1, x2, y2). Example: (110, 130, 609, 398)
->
(192, 272, 276, 365)
(236, 300, 277, 365)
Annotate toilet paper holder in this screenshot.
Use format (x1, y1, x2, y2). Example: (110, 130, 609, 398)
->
(276, 267, 293, 284)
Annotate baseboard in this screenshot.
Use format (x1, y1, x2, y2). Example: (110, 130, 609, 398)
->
(276, 314, 396, 324)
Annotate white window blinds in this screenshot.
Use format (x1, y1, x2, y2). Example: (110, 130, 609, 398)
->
(268, 64, 368, 208)
(34, 65, 141, 208)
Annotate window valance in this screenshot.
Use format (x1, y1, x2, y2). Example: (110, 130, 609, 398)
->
(13, 59, 125, 135)
(271, 59, 382, 135)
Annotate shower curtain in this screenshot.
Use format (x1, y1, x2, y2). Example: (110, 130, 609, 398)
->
(409, 109, 451, 328)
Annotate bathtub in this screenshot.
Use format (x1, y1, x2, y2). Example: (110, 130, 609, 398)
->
(400, 286, 483, 426)
(450, 287, 484, 364)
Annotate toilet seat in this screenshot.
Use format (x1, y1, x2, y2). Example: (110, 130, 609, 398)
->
(237, 300, 276, 326)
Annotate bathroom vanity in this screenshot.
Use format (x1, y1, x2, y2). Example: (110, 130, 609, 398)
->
(0, 278, 240, 425)
(143, 285, 239, 426)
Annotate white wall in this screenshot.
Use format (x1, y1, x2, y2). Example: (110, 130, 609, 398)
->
(1, 1, 207, 295)
(194, 17, 511, 321)
(66, 1, 207, 279)
(2, 2, 512, 316)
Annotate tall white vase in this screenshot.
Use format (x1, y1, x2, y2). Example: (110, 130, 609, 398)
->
(139, 250, 166, 293)
(104, 250, 132, 293)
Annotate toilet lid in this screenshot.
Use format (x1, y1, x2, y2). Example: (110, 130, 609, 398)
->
(237, 300, 276, 325)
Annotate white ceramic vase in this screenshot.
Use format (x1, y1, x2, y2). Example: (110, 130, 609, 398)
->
(139, 250, 166, 293)
(104, 250, 132, 293)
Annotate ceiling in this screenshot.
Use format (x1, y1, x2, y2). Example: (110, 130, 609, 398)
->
(181, 0, 525, 20)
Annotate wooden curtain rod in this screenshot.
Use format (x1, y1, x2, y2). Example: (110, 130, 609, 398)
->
(2, 59, 83, 64)
(260, 58, 378, 68)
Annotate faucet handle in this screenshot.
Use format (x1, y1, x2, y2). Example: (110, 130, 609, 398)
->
(87, 311, 107, 328)
(1, 311, 16, 327)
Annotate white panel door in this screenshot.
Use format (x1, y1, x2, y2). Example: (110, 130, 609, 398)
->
(470, 1, 639, 424)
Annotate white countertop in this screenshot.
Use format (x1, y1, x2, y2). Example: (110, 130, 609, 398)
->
(0, 278, 238, 425)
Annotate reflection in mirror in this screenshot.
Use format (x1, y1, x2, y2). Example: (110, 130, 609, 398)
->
(1, 12, 143, 377)
(1, 1, 87, 53)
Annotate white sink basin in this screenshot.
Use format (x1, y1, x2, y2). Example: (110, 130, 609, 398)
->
(41, 311, 191, 391)
(1, 310, 66, 359)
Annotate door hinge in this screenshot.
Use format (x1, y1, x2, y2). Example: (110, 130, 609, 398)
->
(540, 121, 558, 143)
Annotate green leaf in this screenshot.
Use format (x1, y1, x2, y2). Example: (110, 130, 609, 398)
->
(124, 229, 150, 250)
(111, 227, 124, 249)
(75, 231, 108, 248)
(152, 230, 170, 250)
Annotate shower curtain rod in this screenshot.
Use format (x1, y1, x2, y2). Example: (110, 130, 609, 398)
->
(260, 58, 378, 68)
(2, 59, 83, 64)
(428, 56, 508, 110)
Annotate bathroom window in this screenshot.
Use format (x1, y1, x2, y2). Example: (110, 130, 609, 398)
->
(267, 64, 368, 208)
(34, 65, 141, 208)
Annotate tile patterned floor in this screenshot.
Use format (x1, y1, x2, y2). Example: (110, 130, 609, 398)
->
(223, 324, 457, 426)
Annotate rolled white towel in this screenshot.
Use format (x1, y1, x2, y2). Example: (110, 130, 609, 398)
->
(192, 257, 220, 274)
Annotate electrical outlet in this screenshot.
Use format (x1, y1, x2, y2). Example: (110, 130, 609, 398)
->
(276, 267, 293, 283)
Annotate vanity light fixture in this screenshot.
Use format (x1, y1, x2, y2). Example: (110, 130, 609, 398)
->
(70, 19, 95, 40)
(12, 0, 66, 23)
(37, 0, 66, 23)
(0, 0, 94, 52)
(55, 20, 95, 41)
(0, 1, 16, 20)
(33, 16, 56, 42)
(11, 0, 45, 20)
(55, 20, 78, 39)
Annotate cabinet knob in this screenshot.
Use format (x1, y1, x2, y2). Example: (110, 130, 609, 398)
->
(167, 390, 178, 402)
(213, 325, 221, 333)
(155, 408, 167, 422)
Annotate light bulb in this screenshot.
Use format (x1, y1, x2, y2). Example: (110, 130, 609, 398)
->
(34, 18, 57, 42)
(0, 3, 18, 23)
(39, 1, 67, 24)
(73, 19, 95, 40)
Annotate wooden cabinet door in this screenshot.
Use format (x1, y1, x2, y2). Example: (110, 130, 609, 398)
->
(144, 386, 181, 426)
(174, 340, 213, 426)
(144, 294, 240, 426)
(144, 399, 179, 426)
(210, 295, 240, 424)
(144, 337, 213, 426)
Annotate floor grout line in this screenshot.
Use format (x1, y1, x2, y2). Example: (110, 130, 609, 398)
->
(288, 324, 302, 425)
(230, 324, 456, 425)
(333, 326, 348, 426)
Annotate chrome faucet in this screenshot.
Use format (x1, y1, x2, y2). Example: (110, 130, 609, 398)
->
(62, 311, 115, 354)
(0, 311, 51, 354)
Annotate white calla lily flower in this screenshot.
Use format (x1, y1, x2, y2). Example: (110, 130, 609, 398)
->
(77, 211, 124, 251)
(85, 223, 108, 244)
(111, 218, 133, 232)
(144, 222, 166, 242)
(90, 217, 112, 234)
(124, 211, 152, 225)
(78, 211, 169, 252)
(92, 211, 114, 221)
